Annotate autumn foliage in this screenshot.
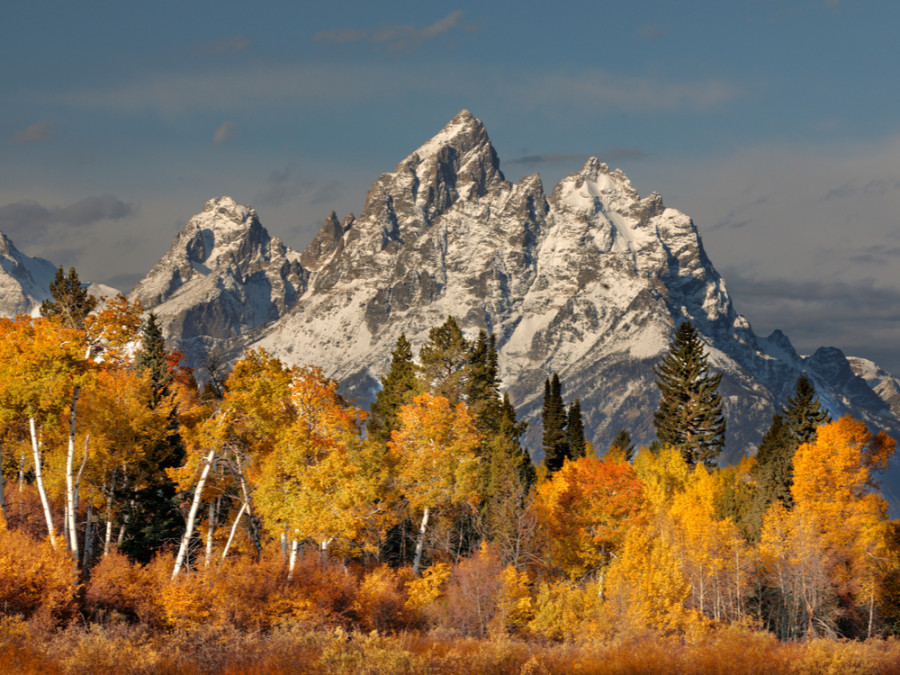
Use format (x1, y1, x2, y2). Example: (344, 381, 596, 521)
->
(3, 301, 900, 671)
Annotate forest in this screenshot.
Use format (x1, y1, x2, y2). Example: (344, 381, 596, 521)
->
(1, 270, 900, 674)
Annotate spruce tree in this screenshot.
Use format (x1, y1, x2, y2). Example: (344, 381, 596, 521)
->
(609, 428, 635, 462)
(542, 373, 568, 472)
(566, 399, 587, 459)
(467, 331, 503, 435)
(748, 375, 831, 538)
(40, 266, 97, 329)
(784, 375, 831, 445)
(653, 321, 726, 466)
(418, 316, 470, 403)
(135, 313, 172, 410)
(368, 334, 420, 445)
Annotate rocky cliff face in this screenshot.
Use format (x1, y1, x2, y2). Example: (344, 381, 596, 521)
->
(127, 111, 900, 503)
(0, 233, 59, 316)
(128, 196, 307, 371)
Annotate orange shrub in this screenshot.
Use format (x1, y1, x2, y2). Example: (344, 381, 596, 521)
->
(0, 522, 77, 625)
(85, 550, 166, 627)
(354, 565, 417, 632)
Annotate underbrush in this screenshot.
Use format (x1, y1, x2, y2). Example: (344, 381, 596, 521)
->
(3, 618, 900, 674)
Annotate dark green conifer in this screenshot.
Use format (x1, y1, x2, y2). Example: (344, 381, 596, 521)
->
(784, 375, 831, 445)
(368, 333, 420, 445)
(418, 316, 470, 403)
(135, 313, 172, 410)
(609, 428, 635, 462)
(542, 373, 568, 472)
(566, 399, 587, 459)
(653, 321, 726, 466)
(40, 266, 97, 329)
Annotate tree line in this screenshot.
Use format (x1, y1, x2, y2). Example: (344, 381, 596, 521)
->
(1, 269, 898, 642)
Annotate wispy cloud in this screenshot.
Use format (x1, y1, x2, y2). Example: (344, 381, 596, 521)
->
(638, 24, 666, 40)
(820, 178, 900, 202)
(38, 61, 739, 119)
(199, 35, 250, 57)
(508, 153, 587, 168)
(0, 195, 135, 244)
(315, 10, 469, 53)
(711, 196, 768, 230)
(212, 120, 238, 146)
(254, 165, 312, 208)
(10, 120, 54, 144)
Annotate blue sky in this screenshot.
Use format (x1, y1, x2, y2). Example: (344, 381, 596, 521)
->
(2, 0, 899, 374)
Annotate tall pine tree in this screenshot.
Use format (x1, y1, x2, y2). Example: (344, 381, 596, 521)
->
(40, 266, 97, 329)
(653, 321, 726, 466)
(566, 399, 586, 460)
(748, 375, 831, 538)
(368, 334, 420, 445)
(609, 428, 635, 462)
(542, 373, 569, 472)
(784, 375, 830, 445)
(418, 316, 470, 403)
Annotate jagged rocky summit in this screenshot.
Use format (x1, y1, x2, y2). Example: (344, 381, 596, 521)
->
(128, 196, 307, 368)
(1, 109, 886, 501)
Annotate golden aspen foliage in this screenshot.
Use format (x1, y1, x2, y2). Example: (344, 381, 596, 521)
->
(669, 465, 752, 622)
(389, 393, 482, 516)
(254, 365, 374, 551)
(533, 454, 644, 580)
(760, 416, 898, 638)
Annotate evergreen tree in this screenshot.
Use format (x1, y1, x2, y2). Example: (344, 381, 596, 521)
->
(566, 399, 587, 460)
(135, 313, 172, 410)
(609, 428, 635, 462)
(748, 375, 831, 539)
(784, 375, 831, 445)
(653, 321, 726, 466)
(40, 266, 97, 329)
(418, 317, 470, 403)
(368, 334, 420, 445)
(542, 373, 568, 472)
(466, 331, 503, 435)
(123, 313, 185, 562)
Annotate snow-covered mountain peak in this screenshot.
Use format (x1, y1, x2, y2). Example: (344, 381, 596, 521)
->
(357, 111, 506, 243)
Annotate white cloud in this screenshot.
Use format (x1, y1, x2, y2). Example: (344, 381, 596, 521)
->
(213, 120, 238, 146)
(10, 120, 54, 144)
(315, 11, 468, 53)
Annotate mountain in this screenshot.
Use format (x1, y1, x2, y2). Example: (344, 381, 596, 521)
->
(128, 196, 307, 374)
(130, 110, 900, 502)
(0, 233, 120, 316)
(0, 233, 58, 316)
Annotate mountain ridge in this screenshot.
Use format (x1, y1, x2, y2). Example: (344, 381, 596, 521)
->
(0, 111, 897, 508)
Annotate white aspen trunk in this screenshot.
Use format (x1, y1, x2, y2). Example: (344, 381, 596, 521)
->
(30, 417, 56, 548)
(204, 499, 217, 567)
(220, 501, 249, 563)
(73, 434, 90, 516)
(18, 452, 25, 491)
(288, 538, 299, 579)
(320, 537, 332, 564)
(103, 472, 115, 557)
(172, 447, 216, 579)
(104, 517, 113, 557)
(280, 531, 288, 561)
(868, 575, 875, 639)
(412, 506, 430, 576)
(65, 385, 81, 561)
(117, 514, 129, 547)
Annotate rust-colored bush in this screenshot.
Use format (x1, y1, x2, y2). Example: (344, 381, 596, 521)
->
(85, 550, 167, 627)
(354, 565, 417, 632)
(0, 522, 78, 625)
